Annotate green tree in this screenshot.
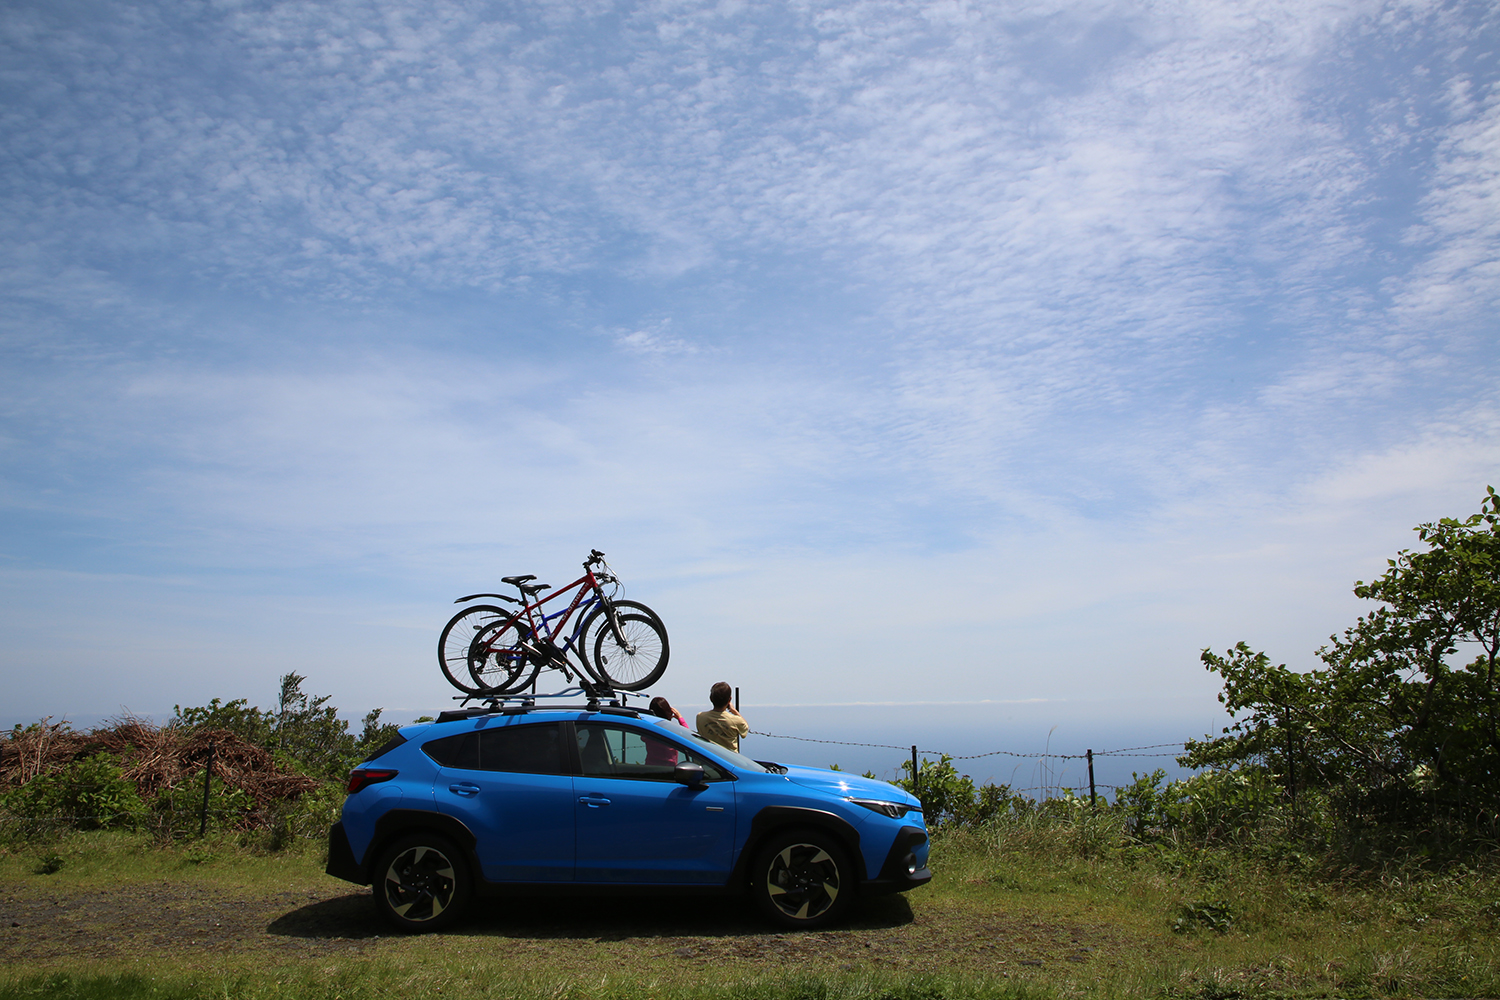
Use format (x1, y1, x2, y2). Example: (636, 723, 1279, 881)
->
(172, 673, 401, 781)
(1186, 487, 1500, 852)
(170, 697, 274, 745)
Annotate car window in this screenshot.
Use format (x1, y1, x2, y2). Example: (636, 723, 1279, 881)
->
(683, 730, 768, 772)
(423, 731, 479, 769)
(576, 724, 726, 782)
(423, 722, 566, 775)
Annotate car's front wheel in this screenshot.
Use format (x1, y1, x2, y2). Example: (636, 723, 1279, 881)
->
(750, 829, 855, 929)
(373, 833, 472, 932)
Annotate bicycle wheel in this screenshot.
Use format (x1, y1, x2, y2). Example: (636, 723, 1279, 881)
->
(584, 601, 669, 691)
(578, 598, 663, 651)
(438, 605, 510, 694)
(468, 615, 540, 694)
(575, 598, 657, 683)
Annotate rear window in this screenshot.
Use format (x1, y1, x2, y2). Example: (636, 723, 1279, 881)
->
(423, 722, 566, 775)
(363, 733, 407, 762)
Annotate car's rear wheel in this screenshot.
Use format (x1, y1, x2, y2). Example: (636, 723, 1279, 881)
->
(373, 833, 471, 932)
(750, 829, 855, 929)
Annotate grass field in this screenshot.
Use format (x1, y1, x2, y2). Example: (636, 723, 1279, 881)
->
(2, 818, 1497, 999)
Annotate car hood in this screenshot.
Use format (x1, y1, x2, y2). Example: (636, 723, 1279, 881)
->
(780, 764, 918, 807)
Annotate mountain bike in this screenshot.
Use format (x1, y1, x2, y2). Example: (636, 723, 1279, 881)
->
(437, 549, 668, 696)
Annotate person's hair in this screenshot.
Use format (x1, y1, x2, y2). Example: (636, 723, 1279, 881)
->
(710, 681, 733, 709)
(648, 696, 675, 720)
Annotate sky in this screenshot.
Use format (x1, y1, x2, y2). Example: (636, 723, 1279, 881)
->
(2, 0, 1497, 778)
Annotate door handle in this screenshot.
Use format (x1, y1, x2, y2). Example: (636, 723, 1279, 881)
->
(449, 783, 481, 796)
(578, 794, 611, 808)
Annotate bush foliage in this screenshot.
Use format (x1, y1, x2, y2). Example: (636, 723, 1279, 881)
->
(2, 753, 146, 832)
(1, 673, 402, 846)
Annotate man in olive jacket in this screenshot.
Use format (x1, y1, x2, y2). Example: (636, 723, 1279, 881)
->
(695, 681, 749, 753)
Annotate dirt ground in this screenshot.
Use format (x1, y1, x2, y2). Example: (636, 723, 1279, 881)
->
(0, 877, 1132, 977)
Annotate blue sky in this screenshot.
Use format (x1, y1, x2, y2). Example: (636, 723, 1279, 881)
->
(2, 0, 1497, 761)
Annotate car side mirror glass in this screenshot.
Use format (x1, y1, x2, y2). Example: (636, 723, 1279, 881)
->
(673, 762, 708, 788)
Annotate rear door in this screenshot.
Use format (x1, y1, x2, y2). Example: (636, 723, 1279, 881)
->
(429, 720, 576, 882)
(572, 722, 736, 884)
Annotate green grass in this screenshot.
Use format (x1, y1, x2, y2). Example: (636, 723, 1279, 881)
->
(2, 819, 1498, 999)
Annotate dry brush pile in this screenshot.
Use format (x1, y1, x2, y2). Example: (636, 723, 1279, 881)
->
(1, 716, 322, 835)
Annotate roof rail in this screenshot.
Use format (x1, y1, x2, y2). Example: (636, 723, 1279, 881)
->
(436, 685, 651, 722)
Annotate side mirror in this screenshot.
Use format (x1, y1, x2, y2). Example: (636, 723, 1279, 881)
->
(673, 762, 708, 789)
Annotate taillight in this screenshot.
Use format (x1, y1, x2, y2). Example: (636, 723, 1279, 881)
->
(346, 769, 398, 794)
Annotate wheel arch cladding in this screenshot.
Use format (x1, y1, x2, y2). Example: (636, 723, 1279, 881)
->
(739, 806, 865, 884)
(365, 809, 481, 882)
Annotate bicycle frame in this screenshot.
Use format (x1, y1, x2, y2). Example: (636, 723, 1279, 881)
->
(508, 569, 609, 665)
(478, 559, 626, 690)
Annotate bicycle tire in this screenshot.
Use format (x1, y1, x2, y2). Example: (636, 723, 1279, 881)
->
(575, 599, 660, 680)
(582, 600, 669, 691)
(438, 605, 511, 694)
(469, 615, 541, 694)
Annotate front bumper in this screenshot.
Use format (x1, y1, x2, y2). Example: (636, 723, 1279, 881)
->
(862, 825, 932, 895)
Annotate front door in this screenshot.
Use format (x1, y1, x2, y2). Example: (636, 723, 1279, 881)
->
(572, 723, 736, 884)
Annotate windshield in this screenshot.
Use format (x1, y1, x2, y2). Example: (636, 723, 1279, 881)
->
(649, 718, 767, 772)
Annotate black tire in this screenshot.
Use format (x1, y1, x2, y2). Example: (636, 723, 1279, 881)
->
(582, 600, 669, 691)
(469, 615, 541, 694)
(372, 833, 472, 932)
(750, 829, 855, 929)
(438, 605, 510, 694)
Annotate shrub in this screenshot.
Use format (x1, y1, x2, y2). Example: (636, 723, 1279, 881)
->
(251, 781, 344, 852)
(892, 755, 1030, 827)
(147, 767, 257, 839)
(1, 753, 145, 833)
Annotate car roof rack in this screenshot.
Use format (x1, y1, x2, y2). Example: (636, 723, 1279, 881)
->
(435, 686, 647, 723)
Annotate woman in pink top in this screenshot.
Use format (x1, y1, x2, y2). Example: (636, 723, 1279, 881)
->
(645, 696, 688, 767)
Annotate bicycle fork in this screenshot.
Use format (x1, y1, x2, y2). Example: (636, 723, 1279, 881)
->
(598, 601, 637, 658)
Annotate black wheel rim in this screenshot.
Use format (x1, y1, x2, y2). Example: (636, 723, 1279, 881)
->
(765, 843, 841, 921)
(382, 846, 457, 922)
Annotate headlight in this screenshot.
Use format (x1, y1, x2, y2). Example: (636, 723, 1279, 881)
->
(849, 797, 912, 819)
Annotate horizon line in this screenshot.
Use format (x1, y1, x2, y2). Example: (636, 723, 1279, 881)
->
(741, 698, 1052, 708)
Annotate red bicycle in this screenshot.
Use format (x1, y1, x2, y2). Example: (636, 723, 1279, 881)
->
(437, 550, 668, 696)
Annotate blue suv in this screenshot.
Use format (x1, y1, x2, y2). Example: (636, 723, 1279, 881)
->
(326, 703, 931, 931)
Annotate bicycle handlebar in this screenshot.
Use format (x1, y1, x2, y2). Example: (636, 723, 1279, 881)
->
(586, 549, 606, 566)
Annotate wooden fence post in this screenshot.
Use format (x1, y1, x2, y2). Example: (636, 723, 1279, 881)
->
(198, 742, 215, 837)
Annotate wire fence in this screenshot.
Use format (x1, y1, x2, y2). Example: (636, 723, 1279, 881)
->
(747, 730, 1188, 761)
(745, 729, 1194, 804)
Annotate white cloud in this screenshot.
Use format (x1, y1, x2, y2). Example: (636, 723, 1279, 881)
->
(1, 0, 1498, 723)
(614, 319, 700, 354)
(1392, 83, 1500, 328)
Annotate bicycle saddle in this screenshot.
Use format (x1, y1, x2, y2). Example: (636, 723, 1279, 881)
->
(502, 575, 536, 586)
(519, 582, 551, 596)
